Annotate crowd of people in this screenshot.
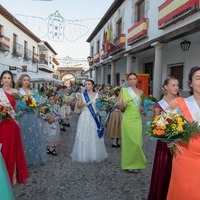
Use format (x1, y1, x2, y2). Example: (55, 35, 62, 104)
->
(0, 68, 200, 199)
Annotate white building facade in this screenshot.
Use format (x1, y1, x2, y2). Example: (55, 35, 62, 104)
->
(0, 5, 60, 85)
(87, 0, 200, 98)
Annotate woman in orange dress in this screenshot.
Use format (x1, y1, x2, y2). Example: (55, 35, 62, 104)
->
(0, 70, 28, 185)
(167, 66, 200, 200)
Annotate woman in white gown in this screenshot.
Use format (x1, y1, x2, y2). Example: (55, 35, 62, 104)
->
(71, 78, 108, 162)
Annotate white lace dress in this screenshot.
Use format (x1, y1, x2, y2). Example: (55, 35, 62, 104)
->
(71, 93, 108, 162)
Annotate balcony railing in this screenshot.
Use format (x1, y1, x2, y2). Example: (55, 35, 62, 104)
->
(38, 59, 48, 65)
(24, 48, 32, 61)
(110, 34, 126, 55)
(127, 18, 148, 45)
(158, 0, 199, 29)
(0, 35, 10, 52)
(12, 42, 23, 57)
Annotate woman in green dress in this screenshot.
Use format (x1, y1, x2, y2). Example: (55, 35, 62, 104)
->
(0, 152, 14, 200)
(118, 72, 146, 173)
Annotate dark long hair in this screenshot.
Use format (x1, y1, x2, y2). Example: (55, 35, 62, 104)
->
(0, 70, 15, 88)
(188, 66, 200, 95)
(85, 78, 95, 92)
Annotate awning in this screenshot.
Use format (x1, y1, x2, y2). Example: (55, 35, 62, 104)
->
(30, 74, 63, 85)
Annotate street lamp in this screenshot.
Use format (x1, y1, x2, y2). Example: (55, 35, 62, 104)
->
(87, 56, 93, 66)
(132, 56, 136, 63)
(180, 40, 191, 51)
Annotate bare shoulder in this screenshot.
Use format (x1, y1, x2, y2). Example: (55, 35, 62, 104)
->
(134, 88, 143, 95)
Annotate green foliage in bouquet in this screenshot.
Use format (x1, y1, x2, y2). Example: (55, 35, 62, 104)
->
(146, 110, 200, 156)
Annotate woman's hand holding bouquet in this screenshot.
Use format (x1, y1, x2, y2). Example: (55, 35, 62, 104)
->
(146, 109, 200, 156)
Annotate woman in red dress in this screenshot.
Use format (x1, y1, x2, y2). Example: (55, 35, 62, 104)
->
(0, 70, 28, 185)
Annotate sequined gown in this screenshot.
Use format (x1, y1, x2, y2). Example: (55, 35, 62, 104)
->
(17, 89, 47, 167)
(71, 93, 108, 162)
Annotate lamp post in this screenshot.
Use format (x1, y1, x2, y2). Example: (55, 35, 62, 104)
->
(180, 40, 191, 51)
(87, 56, 93, 66)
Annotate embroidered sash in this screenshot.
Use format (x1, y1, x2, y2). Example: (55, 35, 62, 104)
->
(127, 87, 140, 110)
(0, 88, 17, 121)
(83, 92, 104, 138)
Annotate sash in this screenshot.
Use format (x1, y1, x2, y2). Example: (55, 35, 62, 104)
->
(178, 96, 200, 122)
(46, 103, 59, 116)
(83, 92, 104, 138)
(158, 99, 169, 111)
(127, 87, 140, 110)
(0, 88, 17, 121)
(105, 101, 118, 123)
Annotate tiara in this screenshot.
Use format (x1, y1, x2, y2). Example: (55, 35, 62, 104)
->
(86, 77, 94, 82)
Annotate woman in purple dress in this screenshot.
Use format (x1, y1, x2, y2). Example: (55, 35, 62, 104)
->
(148, 77, 179, 200)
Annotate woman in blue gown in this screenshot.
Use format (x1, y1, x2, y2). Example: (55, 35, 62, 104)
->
(0, 152, 14, 200)
(15, 74, 47, 167)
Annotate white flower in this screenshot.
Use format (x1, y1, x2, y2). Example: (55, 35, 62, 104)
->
(156, 116, 168, 126)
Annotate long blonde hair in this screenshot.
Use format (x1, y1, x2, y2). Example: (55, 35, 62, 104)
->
(15, 74, 32, 89)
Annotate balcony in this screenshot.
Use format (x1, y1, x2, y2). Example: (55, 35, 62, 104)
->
(127, 18, 148, 45)
(12, 42, 23, 58)
(110, 34, 126, 55)
(24, 48, 32, 61)
(38, 59, 55, 73)
(0, 35, 10, 52)
(93, 52, 100, 63)
(158, 0, 199, 29)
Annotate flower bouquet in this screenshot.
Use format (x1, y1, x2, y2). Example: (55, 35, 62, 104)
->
(96, 95, 109, 116)
(142, 94, 157, 115)
(146, 109, 200, 156)
(23, 95, 38, 108)
(39, 105, 51, 119)
(0, 98, 11, 120)
(64, 95, 74, 104)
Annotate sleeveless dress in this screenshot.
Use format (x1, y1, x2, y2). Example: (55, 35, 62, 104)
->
(17, 89, 47, 167)
(71, 93, 108, 162)
(0, 152, 14, 200)
(121, 88, 146, 170)
(167, 96, 200, 200)
(148, 101, 172, 200)
(0, 91, 29, 185)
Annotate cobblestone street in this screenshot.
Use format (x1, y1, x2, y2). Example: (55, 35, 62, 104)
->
(13, 112, 156, 200)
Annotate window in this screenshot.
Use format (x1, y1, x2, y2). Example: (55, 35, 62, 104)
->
(96, 40, 100, 53)
(0, 25, 3, 35)
(170, 65, 183, 89)
(91, 46, 94, 57)
(32, 46, 35, 60)
(24, 41, 27, 58)
(116, 18, 122, 37)
(107, 74, 111, 85)
(115, 73, 120, 86)
(137, 0, 145, 22)
(144, 62, 153, 95)
(13, 34, 17, 53)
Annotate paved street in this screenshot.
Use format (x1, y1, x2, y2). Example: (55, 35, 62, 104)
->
(13, 112, 156, 200)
